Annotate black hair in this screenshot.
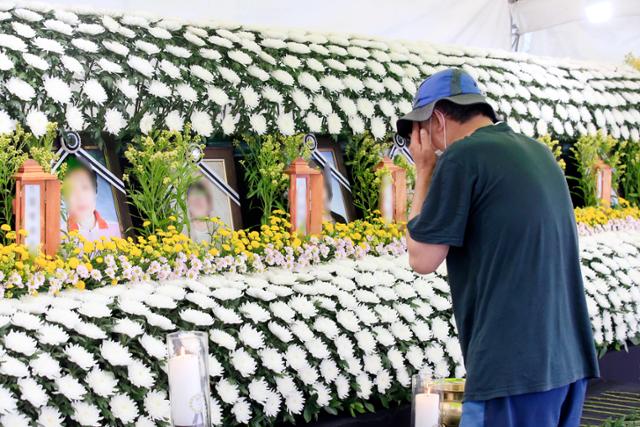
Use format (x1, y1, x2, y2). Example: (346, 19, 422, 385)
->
(188, 181, 213, 206)
(67, 158, 98, 193)
(434, 99, 497, 124)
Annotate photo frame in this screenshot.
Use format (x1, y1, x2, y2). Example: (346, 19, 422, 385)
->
(389, 133, 414, 164)
(52, 132, 132, 241)
(308, 134, 356, 223)
(186, 146, 242, 242)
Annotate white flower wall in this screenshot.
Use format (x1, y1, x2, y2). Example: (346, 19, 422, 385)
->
(0, 2, 638, 141)
(0, 231, 639, 426)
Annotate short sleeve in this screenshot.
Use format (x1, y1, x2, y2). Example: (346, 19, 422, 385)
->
(408, 159, 474, 247)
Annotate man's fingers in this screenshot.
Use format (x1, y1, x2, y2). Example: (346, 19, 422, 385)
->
(411, 122, 420, 147)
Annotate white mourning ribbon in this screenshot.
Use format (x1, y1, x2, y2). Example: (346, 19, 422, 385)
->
(388, 133, 414, 164)
(196, 160, 241, 207)
(306, 134, 352, 193)
(52, 131, 126, 194)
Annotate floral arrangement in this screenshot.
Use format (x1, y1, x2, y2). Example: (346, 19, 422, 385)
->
(124, 125, 202, 234)
(0, 123, 62, 231)
(236, 134, 311, 224)
(575, 201, 640, 236)
(0, 213, 405, 299)
(571, 131, 626, 207)
(0, 3, 637, 144)
(0, 230, 637, 426)
(344, 132, 392, 216)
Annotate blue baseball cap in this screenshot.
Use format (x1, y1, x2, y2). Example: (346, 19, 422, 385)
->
(396, 68, 497, 138)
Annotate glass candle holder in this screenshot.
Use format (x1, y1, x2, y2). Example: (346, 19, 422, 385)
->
(412, 372, 442, 427)
(167, 331, 211, 427)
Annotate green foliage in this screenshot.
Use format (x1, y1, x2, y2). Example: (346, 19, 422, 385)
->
(123, 124, 202, 235)
(236, 133, 310, 224)
(0, 123, 62, 238)
(345, 132, 393, 216)
(621, 141, 640, 206)
(571, 131, 626, 207)
(537, 134, 566, 171)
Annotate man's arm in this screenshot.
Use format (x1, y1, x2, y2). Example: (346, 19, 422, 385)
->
(406, 125, 449, 274)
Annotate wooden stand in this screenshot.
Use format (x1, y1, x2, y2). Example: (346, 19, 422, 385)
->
(375, 157, 407, 222)
(286, 158, 323, 235)
(14, 159, 61, 255)
(594, 160, 612, 207)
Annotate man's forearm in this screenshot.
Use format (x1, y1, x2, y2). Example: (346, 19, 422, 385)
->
(408, 166, 435, 221)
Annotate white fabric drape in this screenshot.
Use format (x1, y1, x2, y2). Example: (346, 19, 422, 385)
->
(37, 0, 640, 62)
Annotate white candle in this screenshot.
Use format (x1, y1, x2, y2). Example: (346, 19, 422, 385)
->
(169, 348, 205, 426)
(415, 392, 440, 427)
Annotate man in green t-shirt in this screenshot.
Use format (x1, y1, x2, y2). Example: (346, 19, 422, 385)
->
(396, 68, 599, 427)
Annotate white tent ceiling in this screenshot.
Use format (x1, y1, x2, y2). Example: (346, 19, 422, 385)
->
(25, 0, 640, 63)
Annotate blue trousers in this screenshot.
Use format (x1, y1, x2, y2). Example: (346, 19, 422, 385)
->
(460, 379, 588, 427)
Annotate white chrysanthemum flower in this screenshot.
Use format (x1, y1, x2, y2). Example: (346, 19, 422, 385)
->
(30, 353, 61, 380)
(148, 80, 172, 98)
(104, 109, 126, 135)
(64, 344, 96, 370)
(0, 355, 29, 378)
(64, 105, 85, 131)
(71, 38, 100, 53)
(0, 385, 17, 414)
(231, 348, 257, 377)
(137, 334, 166, 360)
(18, 377, 48, 408)
(82, 79, 108, 105)
(175, 83, 197, 103)
(240, 86, 260, 110)
(11, 311, 42, 330)
(128, 359, 155, 388)
(75, 321, 107, 339)
(55, 374, 86, 400)
(6, 77, 35, 101)
(0, 110, 15, 134)
(249, 114, 267, 134)
(112, 318, 144, 338)
(238, 324, 265, 349)
(71, 401, 102, 426)
(86, 368, 117, 397)
(37, 406, 64, 427)
(222, 113, 237, 135)
(110, 393, 139, 424)
(231, 397, 252, 424)
(98, 58, 123, 74)
(180, 308, 214, 326)
(139, 112, 156, 135)
(165, 110, 184, 131)
(290, 89, 311, 111)
(327, 113, 342, 134)
(33, 37, 65, 54)
(277, 113, 296, 135)
(125, 56, 154, 78)
(210, 329, 237, 351)
(102, 39, 129, 56)
(140, 390, 169, 422)
(1, 412, 30, 427)
(259, 347, 285, 373)
(0, 33, 27, 51)
(42, 76, 71, 104)
(216, 378, 239, 404)
(12, 21, 37, 38)
(101, 339, 132, 367)
(304, 113, 323, 133)
(187, 110, 212, 137)
(26, 110, 49, 138)
(271, 69, 294, 86)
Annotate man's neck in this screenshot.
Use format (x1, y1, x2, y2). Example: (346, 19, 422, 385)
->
(448, 115, 495, 145)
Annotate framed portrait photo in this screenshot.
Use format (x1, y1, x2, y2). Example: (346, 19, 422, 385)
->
(311, 137, 356, 224)
(53, 133, 132, 241)
(186, 146, 242, 243)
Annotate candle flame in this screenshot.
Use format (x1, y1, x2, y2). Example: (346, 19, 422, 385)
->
(179, 346, 186, 356)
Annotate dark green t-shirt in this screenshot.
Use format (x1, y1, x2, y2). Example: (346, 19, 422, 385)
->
(408, 122, 599, 401)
